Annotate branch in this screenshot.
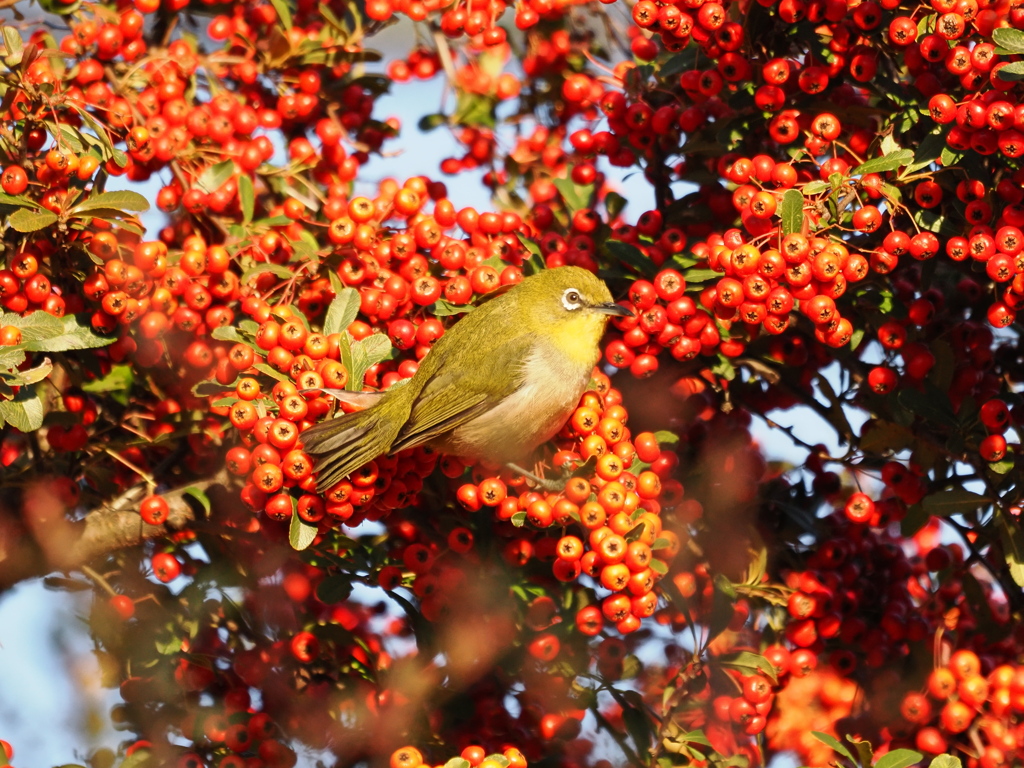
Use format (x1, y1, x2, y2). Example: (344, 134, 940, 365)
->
(0, 469, 233, 591)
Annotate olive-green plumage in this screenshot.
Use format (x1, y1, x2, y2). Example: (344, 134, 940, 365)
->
(302, 266, 631, 491)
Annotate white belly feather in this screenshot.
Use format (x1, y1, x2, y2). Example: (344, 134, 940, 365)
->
(444, 343, 596, 463)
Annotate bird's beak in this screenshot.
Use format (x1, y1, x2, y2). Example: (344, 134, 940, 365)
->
(593, 302, 634, 318)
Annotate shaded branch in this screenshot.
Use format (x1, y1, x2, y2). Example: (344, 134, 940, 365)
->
(0, 469, 233, 591)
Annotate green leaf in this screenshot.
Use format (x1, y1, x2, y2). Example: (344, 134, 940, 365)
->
(0, 310, 61, 342)
(2, 26, 24, 66)
(716, 651, 778, 684)
(996, 60, 1024, 81)
(903, 127, 951, 176)
(238, 175, 255, 224)
(443, 759, 472, 768)
(683, 268, 720, 284)
(9, 208, 57, 232)
(183, 487, 212, 517)
(0, 385, 43, 431)
(605, 190, 627, 221)
(290, 513, 317, 550)
(511, 511, 527, 527)
(993, 28, 1024, 54)
(196, 160, 235, 194)
(514, 232, 545, 275)
(211, 326, 247, 345)
(0, 192, 40, 209)
(928, 756, 962, 768)
(606, 240, 653, 276)
(430, 298, 473, 317)
(875, 749, 923, 768)
(452, 91, 497, 129)
(989, 457, 1014, 475)
(324, 288, 360, 336)
(13, 357, 52, 386)
(418, 113, 447, 132)
(802, 181, 828, 195)
(316, 574, 353, 604)
(921, 488, 990, 517)
(268, 0, 293, 27)
(858, 421, 914, 454)
(0, 346, 26, 372)
(811, 732, 856, 765)
(72, 190, 149, 214)
(241, 262, 294, 284)
(850, 150, 914, 176)
(254, 363, 289, 382)
(119, 747, 155, 768)
(553, 176, 595, 215)
(780, 188, 804, 235)
(996, 511, 1024, 588)
(22, 313, 115, 352)
(939, 148, 962, 167)
(349, 333, 393, 388)
(82, 364, 133, 401)
(47, 122, 85, 153)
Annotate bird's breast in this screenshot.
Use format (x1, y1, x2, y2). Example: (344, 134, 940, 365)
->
(437, 339, 599, 463)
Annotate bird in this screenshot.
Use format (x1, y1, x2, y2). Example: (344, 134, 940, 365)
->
(301, 266, 633, 491)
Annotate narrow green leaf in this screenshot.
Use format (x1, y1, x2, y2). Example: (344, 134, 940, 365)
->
(430, 298, 473, 317)
(269, 0, 294, 28)
(684, 268, 721, 284)
(290, 514, 317, 550)
(254, 363, 289, 382)
(240, 262, 294, 284)
(920, 488, 990, 517)
(810, 732, 856, 765)
(606, 240, 654, 276)
(183, 487, 212, 517)
(82, 365, 135, 395)
(72, 190, 150, 214)
(238, 175, 255, 224)
(9, 208, 57, 232)
(874, 749, 923, 768)
(716, 651, 778, 684)
(850, 149, 914, 176)
(780, 188, 804, 235)
(323, 288, 360, 336)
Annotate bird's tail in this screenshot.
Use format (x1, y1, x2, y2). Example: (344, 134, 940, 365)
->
(301, 394, 405, 492)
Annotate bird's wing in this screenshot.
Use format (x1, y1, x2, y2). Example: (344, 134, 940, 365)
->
(388, 332, 533, 454)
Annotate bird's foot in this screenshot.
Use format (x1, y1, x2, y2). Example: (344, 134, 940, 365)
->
(505, 462, 567, 493)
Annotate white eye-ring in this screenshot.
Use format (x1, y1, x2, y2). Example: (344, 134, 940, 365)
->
(562, 288, 583, 311)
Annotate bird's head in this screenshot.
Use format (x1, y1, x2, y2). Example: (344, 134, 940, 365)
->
(522, 266, 633, 327)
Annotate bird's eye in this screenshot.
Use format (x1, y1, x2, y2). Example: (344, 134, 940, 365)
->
(562, 289, 582, 310)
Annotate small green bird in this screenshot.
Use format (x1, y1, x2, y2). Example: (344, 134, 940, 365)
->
(302, 266, 632, 491)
